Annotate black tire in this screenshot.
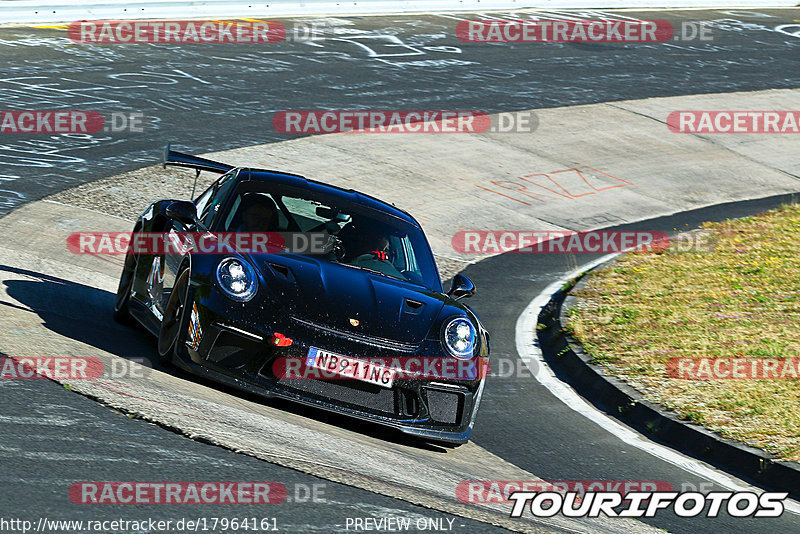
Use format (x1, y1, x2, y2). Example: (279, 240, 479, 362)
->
(157, 268, 191, 364)
(113, 243, 138, 325)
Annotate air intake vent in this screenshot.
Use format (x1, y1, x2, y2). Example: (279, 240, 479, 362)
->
(291, 316, 419, 352)
(401, 298, 424, 315)
(425, 389, 462, 424)
(268, 262, 292, 280)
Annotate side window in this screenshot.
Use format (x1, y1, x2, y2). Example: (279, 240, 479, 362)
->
(193, 185, 215, 219)
(388, 235, 405, 271)
(199, 171, 238, 227)
(402, 236, 418, 273)
(223, 195, 242, 230)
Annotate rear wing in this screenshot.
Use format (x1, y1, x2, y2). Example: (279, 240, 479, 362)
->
(163, 143, 234, 174)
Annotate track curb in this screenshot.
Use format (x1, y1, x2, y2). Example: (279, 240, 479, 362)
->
(536, 265, 800, 500)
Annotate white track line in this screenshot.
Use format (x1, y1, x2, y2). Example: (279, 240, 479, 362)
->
(514, 253, 800, 515)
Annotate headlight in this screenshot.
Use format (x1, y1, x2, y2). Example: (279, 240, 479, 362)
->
(216, 257, 258, 302)
(443, 317, 476, 359)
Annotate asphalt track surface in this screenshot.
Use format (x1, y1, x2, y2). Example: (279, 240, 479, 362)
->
(2, 8, 800, 214)
(2, 7, 800, 534)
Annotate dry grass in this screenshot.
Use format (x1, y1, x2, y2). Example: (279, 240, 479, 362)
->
(567, 204, 800, 461)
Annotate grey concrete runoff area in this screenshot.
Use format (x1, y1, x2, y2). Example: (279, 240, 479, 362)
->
(45, 88, 800, 275)
(2, 88, 800, 533)
(2, 7, 800, 534)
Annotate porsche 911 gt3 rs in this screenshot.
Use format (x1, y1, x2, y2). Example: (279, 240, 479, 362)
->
(113, 145, 489, 444)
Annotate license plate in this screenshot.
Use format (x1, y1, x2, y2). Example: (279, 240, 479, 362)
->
(306, 347, 396, 388)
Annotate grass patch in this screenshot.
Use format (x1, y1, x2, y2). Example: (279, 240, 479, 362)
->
(567, 204, 800, 461)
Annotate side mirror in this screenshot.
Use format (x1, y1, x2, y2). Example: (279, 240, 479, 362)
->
(448, 273, 476, 300)
(166, 200, 200, 228)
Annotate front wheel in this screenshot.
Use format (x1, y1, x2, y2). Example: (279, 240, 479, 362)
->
(157, 268, 190, 364)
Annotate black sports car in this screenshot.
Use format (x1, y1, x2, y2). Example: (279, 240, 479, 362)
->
(113, 145, 489, 444)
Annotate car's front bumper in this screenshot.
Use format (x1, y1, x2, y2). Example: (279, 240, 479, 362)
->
(179, 299, 486, 443)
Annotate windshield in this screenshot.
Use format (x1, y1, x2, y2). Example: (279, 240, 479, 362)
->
(220, 181, 441, 291)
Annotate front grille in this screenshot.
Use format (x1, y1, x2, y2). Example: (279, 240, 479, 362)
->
(276, 375, 396, 414)
(207, 330, 262, 368)
(291, 316, 419, 353)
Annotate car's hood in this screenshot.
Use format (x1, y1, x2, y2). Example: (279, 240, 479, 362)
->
(254, 255, 446, 346)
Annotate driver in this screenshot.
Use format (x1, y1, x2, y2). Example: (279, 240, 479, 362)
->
(370, 236, 390, 261)
(350, 234, 403, 279)
(234, 194, 280, 232)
